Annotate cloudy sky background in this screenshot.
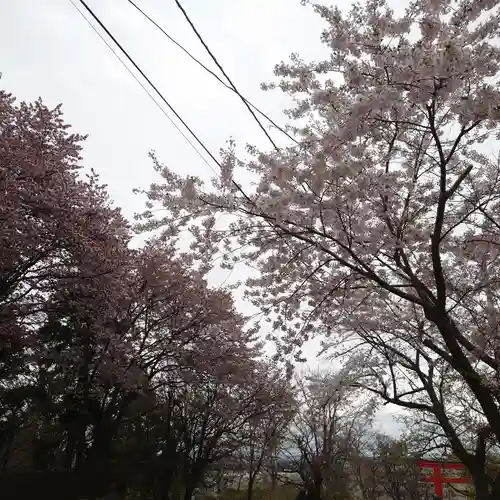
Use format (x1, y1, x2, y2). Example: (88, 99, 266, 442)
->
(1, 0, 405, 433)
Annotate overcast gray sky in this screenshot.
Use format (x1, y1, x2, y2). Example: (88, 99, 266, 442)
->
(1, 0, 404, 434)
(1, 0, 328, 344)
(1, 0, 326, 217)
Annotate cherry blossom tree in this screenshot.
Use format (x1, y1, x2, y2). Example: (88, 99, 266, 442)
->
(0, 89, 295, 500)
(138, 1, 500, 498)
(281, 370, 377, 500)
(353, 434, 424, 500)
(234, 376, 295, 500)
(1, 226, 281, 494)
(0, 89, 133, 475)
(111, 358, 293, 500)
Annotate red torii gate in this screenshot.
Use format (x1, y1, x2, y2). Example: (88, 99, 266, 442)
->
(419, 460, 472, 498)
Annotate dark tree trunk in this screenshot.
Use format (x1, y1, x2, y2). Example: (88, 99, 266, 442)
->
(247, 474, 255, 500)
(184, 486, 195, 500)
(305, 483, 322, 500)
(473, 478, 491, 500)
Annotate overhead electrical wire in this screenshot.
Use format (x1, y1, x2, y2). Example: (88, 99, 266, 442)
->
(70, 0, 245, 294)
(172, 0, 279, 151)
(72, 0, 303, 242)
(126, 0, 299, 147)
(71, 0, 307, 317)
(74, 0, 286, 218)
(169, 0, 314, 281)
(75, 0, 225, 177)
(68, 0, 216, 173)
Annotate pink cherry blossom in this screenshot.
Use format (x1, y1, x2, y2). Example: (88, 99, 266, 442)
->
(140, 1, 500, 496)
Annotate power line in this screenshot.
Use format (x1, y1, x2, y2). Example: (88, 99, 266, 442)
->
(126, 0, 298, 147)
(72, 1, 313, 334)
(74, 1, 281, 212)
(173, 0, 279, 151)
(76, 0, 224, 177)
(68, 0, 216, 173)
(73, 0, 298, 269)
(71, 0, 246, 293)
